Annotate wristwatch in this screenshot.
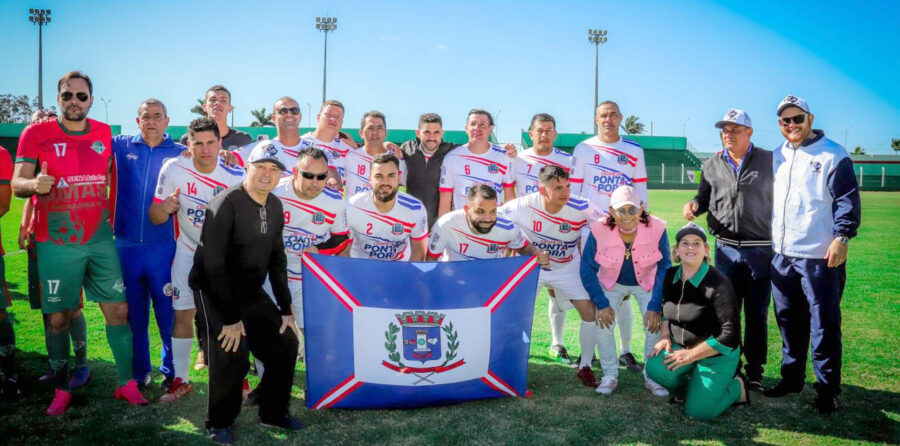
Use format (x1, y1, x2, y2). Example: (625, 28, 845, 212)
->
(836, 236, 850, 246)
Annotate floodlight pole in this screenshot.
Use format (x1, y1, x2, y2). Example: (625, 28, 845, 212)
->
(29, 8, 52, 109)
(588, 29, 608, 135)
(99, 98, 111, 122)
(316, 17, 338, 104)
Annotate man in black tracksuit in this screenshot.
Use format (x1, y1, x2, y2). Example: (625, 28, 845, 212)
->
(683, 109, 773, 391)
(400, 113, 458, 230)
(190, 151, 302, 443)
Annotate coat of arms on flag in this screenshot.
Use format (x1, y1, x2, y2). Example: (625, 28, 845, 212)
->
(301, 254, 540, 409)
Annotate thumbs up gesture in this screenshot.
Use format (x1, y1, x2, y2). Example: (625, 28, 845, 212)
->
(163, 187, 181, 214)
(33, 161, 56, 195)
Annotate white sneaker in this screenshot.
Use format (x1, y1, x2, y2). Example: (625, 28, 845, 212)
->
(645, 378, 669, 396)
(595, 376, 618, 395)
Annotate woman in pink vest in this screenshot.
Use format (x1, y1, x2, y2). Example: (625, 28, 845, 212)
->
(580, 185, 671, 396)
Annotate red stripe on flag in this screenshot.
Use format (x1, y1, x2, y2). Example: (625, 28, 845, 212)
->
(483, 257, 538, 312)
(312, 374, 358, 409)
(303, 254, 361, 311)
(487, 370, 519, 396)
(480, 377, 504, 394)
(324, 381, 364, 408)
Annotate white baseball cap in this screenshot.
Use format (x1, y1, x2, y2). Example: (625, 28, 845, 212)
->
(777, 95, 811, 116)
(715, 109, 752, 129)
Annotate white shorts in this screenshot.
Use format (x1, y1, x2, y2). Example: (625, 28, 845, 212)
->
(171, 246, 196, 311)
(263, 277, 304, 328)
(538, 265, 590, 303)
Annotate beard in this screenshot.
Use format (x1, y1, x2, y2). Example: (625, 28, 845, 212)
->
(375, 187, 398, 203)
(63, 106, 87, 122)
(469, 217, 496, 234)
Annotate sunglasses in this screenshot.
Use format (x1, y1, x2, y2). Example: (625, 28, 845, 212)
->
(60, 91, 89, 102)
(259, 206, 268, 234)
(614, 206, 639, 216)
(779, 114, 807, 126)
(299, 170, 328, 181)
(276, 107, 301, 116)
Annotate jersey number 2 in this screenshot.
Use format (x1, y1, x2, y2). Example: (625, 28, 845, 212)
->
(366, 223, 373, 235)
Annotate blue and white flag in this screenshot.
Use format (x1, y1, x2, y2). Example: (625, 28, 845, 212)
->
(302, 253, 540, 409)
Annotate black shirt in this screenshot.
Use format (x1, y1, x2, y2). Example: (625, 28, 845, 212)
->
(400, 139, 457, 229)
(662, 263, 740, 350)
(189, 184, 291, 325)
(181, 127, 252, 152)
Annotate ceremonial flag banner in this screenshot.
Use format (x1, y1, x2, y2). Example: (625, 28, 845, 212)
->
(302, 253, 540, 409)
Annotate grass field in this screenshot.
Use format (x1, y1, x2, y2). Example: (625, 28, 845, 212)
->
(0, 190, 898, 445)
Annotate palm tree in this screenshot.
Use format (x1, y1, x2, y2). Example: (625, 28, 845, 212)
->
(250, 107, 273, 127)
(892, 138, 900, 153)
(620, 115, 646, 135)
(851, 146, 867, 155)
(190, 98, 206, 118)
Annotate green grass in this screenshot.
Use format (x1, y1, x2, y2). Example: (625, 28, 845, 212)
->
(1, 191, 898, 445)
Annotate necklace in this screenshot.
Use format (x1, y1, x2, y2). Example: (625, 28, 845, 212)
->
(624, 241, 632, 260)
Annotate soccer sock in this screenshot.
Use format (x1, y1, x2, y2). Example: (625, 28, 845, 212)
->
(106, 324, 134, 386)
(617, 298, 633, 354)
(171, 337, 193, 382)
(548, 299, 566, 346)
(0, 316, 15, 378)
(579, 321, 596, 369)
(69, 312, 88, 367)
(46, 330, 70, 389)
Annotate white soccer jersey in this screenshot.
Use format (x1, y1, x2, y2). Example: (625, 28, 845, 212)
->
(154, 156, 246, 251)
(340, 146, 407, 196)
(514, 147, 573, 197)
(439, 144, 515, 210)
(346, 191, 428, 260)
(570, 136, 649, 210)
(500, 193, 600, 271)
(300, 132, 353, 180)
(273, 177, 350, 282)
(427, 209, 527, 261)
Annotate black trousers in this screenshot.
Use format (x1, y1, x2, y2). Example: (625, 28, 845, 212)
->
(197, 289, 299, 428)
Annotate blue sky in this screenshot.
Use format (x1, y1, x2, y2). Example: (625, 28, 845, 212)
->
(2, 0, 898, 153)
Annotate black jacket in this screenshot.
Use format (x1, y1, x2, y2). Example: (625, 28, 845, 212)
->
(662, 265, 740, 350)
(694, 145, 773, 243)
(189, 184, 291, 325)
(401, 139, 458, 229)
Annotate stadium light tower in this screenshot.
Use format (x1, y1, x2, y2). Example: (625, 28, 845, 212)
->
(99, 98, 111, 123)
(316, 16, 338, 104)
(29, 8, 51, 109)
(588, 29, 608, 135)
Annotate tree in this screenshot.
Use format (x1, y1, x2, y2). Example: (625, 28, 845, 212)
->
(620, 115, 646, 135)
(892, 138, 900, 153)
(851, 146, 867, 155)
(0, 94, 56, 123)
(250, 107, 273, 127)
(190, 98, 206, 118)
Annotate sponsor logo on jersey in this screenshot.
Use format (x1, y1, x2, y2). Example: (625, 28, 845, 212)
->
(57, 178, 69, 188)
(91, 141, 105, 154)
(126, 152, 139, 161)
(391, 223, 404, 235)
(312, 211, 325, 225)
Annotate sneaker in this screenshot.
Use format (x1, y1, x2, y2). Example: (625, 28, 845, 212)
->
(243, 387, 260, 407)
(595, 376, 618, 395)
(762, 380, 804, 398)
(576, 366, 598, 388)
(194, 351, 207, 371)
(813, 393, 839, 414)
(115, 380, 149, 406)
(570, 353, 597, 369)
(549, 345, 571, 364)
(261, 414, 305, 430)
(38, 368, 56, 383)
(734, 373, 751, 406)
(747, 375, 764, 392)
(159, 378, 192, 403)
(46, 388, 72, 416)
(208, 426, 235, 444)
(68, 365, 91, 390)
(619, 352, 641, 372)
(645, 378, 669, 397)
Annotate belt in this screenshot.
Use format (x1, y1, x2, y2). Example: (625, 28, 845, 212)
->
(716, 237, 772, 248)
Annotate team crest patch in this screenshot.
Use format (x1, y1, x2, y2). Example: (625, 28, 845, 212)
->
(312, 211, 325, 225)
(488, 163, 499, 174)
(213, 186, 225, 195)
(617, 154, 628, 165)
(559, 222, 572, 233)
(486, 243, 499, 254)
(810, 161, 822, 173)
(383, 311, 463, 384)
(163, 282, 174, 297)
(391, 223, 404, 235)
(91, 141, 105, 154)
